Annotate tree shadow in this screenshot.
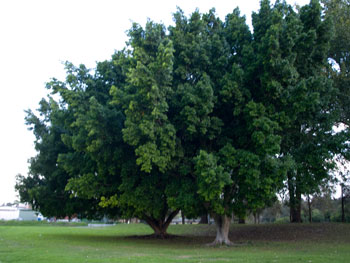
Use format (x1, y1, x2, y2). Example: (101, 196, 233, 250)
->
(44, 232, 213, 247)
(44, 223, 350, 246)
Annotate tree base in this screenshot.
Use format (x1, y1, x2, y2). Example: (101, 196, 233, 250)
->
(210, 214, 233, 246)
(207, 239, 234, 247)
(151, 233, 172, 239)
(128, 233, 177, 239)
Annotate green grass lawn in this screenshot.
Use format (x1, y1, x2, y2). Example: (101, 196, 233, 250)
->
(0, 222, 349, 263)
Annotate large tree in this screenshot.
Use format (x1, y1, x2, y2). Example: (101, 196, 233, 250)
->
(50, 23, 195, 236)
(17, 0, 343, 244)
(167, 7, 284, 245)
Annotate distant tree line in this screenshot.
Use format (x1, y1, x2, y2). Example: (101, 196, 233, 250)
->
(247, 188, 350, 223)
(16, 0, 350, 245)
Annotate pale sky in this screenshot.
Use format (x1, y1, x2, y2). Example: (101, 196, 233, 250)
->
(0, 0, 310, 204)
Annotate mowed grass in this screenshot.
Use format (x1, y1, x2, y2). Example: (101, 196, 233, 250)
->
(0, 222, 350, 263)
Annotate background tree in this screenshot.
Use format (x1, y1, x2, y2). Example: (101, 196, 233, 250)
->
(322, 0, 350, 125)
(251, 0, 340, 222)
(322, 0, 350, 208)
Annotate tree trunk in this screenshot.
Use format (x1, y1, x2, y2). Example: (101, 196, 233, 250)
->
(149, 224, 167, 238)
(341, 185, 345, 223)
(289, 195, 302, 223)
(143, 209, 179, 238)
(181, 210, 185, 225)
(288, 175, 302, 223)
(199, 213, 209, 224)
(307, 195, 312, 223)
(253, 212, 260, 224)
(210, 214, 232, 246)
(254, 212, 257, 224)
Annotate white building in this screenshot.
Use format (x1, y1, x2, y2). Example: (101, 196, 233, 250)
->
(0, 205, 40, 221)
(0, 206, 19, 220)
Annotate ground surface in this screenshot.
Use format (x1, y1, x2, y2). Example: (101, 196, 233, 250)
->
(0, 222, 349, 262)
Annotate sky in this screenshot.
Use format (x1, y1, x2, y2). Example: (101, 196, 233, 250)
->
(0, 0, 310, 204)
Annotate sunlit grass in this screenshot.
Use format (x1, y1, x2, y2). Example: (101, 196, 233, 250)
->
(0, 222, 349, 262)
(0, 220, 88, 227)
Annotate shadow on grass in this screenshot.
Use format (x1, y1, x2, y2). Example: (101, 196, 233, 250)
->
(44, 232, 215, 247)
(43, 223, 350, 247)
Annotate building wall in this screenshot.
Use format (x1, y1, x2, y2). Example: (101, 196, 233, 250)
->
(0, 206, 38, 221)
(19, 210, 38, 221)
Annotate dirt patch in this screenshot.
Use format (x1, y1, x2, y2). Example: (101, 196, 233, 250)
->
(226, 223, 350, 242)
(107, 223, 350, 245)
(174, 223, 350, 243)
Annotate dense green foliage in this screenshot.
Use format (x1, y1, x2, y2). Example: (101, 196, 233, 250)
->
(15, 98, 105, 219)
(322, 0, 350, 126)
(251, 0, 341, 223)
(16, 0, 349, 244)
